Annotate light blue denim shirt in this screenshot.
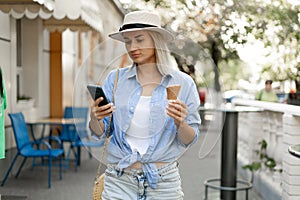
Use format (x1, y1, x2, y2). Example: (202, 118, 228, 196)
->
(98, 65, 201, 189)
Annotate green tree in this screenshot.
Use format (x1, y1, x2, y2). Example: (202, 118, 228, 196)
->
(120, 0, 261, 92)
(120, 0, 300, 91)
(232, 0, 300, 87)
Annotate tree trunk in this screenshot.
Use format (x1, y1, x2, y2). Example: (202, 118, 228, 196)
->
(212, 40, 221, 92)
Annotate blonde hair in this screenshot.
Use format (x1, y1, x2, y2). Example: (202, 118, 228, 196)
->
(148, 31, 176, 75)
(129, 30, 176, 75)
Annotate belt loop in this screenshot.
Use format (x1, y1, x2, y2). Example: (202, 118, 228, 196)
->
(116, 168, 124, 177)
(137, 171, 144, 176)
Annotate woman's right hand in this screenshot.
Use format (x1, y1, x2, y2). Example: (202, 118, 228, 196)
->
(90, 97, 115, 121)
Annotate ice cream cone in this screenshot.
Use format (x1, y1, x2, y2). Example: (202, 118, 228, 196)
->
(166, 84, 181, 100)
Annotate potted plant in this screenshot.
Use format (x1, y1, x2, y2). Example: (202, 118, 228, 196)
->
(243, 139, 282, 183)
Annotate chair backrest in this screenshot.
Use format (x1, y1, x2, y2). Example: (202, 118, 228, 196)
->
(8, 112, 32, 152)
(60, 107, 88, 141)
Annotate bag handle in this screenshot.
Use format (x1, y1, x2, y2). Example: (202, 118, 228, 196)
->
(95, 69, 119, 180)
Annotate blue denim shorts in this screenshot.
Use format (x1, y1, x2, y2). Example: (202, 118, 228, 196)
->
(102, 161, 184, 200)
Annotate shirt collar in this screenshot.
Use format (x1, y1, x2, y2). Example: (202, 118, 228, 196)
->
(126, 63, 176, 80)
(126, 65, 138, 79)
(161, 74, 172, 87)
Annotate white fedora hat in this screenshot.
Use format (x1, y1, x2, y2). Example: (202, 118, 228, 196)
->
(109, 11, 174, 42)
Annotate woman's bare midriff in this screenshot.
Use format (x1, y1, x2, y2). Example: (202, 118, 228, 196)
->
(129, 161, 168, 170)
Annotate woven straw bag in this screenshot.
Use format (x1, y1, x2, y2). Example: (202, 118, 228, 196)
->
(93, 173, 105, 200)
(93, 135, 111, 200)
(93, 69, 119, 200)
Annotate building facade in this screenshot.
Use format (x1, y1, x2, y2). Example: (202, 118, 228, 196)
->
(0, 0, 125, 177)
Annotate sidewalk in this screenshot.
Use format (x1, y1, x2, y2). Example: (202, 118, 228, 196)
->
(179, 126, 263, 200)
(0, 127, 264, 200)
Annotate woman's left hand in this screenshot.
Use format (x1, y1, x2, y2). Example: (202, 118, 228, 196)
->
(166, 100, 188, 127)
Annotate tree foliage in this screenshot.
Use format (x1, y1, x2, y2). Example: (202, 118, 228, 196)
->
(231, 0, 300, 83)
(120, 0, 300, 90)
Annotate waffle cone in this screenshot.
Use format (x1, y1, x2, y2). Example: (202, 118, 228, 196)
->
(166, 85, 181, 100)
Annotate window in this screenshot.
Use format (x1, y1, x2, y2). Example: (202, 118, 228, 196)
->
(16, 19, 22, 67)
(16, 19, 24, 101)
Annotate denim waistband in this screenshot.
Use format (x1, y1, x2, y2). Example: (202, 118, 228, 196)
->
(107, 161, 178, 177)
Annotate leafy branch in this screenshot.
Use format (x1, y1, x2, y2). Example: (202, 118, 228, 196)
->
(242, 139, 282, 183)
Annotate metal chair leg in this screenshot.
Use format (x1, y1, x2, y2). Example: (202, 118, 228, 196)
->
(31, 157, 36, 170)
(76, 146, 81, 166)
(64, 145, 72, 169)
(1, 153, 19, 186)
(204, 185, 208, 200)
(48, 157, 52, 188)
(71, 145, 78, 171)
(59, 155, 62, 180)
(15, 157, 27, 178)
(88, 147, 92, 158)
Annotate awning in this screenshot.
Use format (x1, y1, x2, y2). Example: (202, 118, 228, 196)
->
(0, 0, 103, 32)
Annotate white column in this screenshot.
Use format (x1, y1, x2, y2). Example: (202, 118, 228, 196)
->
(282, 114, 300, 200)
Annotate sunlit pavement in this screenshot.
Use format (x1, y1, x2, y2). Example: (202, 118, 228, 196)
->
(179, 125, 263, 200)
(0, 126, 264, 200)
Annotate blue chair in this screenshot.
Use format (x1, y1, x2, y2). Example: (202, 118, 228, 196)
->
(58, 107, 104, 170)
(1, 113, 64, 188)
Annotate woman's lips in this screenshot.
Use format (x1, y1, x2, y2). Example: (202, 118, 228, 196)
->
(131, 53, 140, 58)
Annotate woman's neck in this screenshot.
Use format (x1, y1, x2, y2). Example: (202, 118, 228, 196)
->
(137, 63, 161, 77)
(136, 64, 162, 86)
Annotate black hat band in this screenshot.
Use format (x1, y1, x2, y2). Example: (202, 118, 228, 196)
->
(119, 23, 157, 32)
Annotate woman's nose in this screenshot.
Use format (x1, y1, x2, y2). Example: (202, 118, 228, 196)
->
(129, 41, 139, 51)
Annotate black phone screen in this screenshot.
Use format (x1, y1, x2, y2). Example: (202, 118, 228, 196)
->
(87, 84, 109, 107)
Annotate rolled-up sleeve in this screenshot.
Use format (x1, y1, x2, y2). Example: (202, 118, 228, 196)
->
(179, 78, 201, 148)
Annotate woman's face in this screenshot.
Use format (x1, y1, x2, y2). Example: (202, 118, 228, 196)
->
(265, 83, 272, 92)
(123, 30, 156, 65)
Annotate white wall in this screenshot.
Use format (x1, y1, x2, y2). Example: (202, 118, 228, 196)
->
(62, 30, 77, 108)
(41, 29, 50, 117)
(0, 14, 50, 149)
(0, 0, 124, 181)
(22, 18, 39, 101)
(16, 18, 49, 120)
(233, 99, 300, 200)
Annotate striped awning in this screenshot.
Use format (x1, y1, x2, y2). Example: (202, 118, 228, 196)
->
(0, 0, 103, 32)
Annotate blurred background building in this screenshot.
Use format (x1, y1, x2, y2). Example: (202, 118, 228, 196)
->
(0, 0, 125, 174)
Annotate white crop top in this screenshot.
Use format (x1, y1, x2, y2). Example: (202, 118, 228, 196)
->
(125, 96, 151, 156)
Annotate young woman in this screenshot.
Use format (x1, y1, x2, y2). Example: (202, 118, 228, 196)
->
(89, 11, 201, 199)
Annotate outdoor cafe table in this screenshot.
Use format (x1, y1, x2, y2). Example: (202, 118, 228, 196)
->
(26, 118, 80, 138)
(203, 105, 263, 200)
(26, 118, 83, 165)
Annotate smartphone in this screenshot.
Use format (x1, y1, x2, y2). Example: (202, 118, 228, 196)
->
(87, 84, 109, 107)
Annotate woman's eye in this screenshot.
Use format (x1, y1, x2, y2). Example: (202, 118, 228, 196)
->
(136, 39, 144, 43)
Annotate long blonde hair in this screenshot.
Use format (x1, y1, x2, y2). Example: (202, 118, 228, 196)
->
(148, 31, 176, 75)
